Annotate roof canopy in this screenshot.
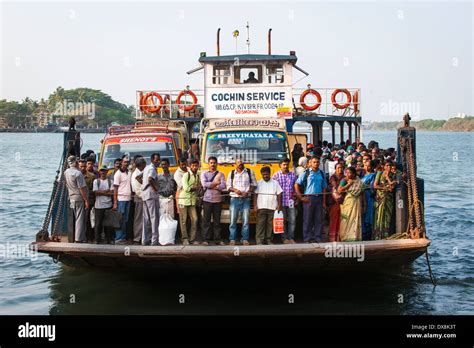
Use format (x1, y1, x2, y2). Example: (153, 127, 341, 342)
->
(199, 54, 297, 64)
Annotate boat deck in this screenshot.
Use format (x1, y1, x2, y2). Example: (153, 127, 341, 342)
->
(32, 238, 431, 271)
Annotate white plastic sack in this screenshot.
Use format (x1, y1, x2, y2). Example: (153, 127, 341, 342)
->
(158, 213, 178, 245)
(159, 197, 174, 218)
(90, 207, 95, 229)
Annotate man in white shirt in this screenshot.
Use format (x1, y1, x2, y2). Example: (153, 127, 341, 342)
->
(254, 166, 282, 245)
(113, 156, 132, 244)
(141, 153, 160, 246)
(131, 157, 146, 244)
(92, 165, 114, 244)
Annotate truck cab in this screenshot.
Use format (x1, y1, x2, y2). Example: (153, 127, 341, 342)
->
(98, 123, 180, 174)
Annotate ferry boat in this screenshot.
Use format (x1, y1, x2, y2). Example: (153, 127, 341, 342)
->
(32, 28, 430, 272)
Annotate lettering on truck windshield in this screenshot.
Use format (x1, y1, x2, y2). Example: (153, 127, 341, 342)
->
(102, 136, 176, 168)
(205, 131, 287, 164)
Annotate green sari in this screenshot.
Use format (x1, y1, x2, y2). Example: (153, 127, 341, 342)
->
(339, 177, 364, 242)
(373, 172, 395, 240)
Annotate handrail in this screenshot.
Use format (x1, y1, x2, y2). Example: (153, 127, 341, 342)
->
(135, 87, 361, 119)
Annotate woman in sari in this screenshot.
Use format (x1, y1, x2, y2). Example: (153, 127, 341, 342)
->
(338, 167, 365, 242)
(328, 163, 345, 242)
(373, 161, 396, 239)
(361, 160, 376, 240)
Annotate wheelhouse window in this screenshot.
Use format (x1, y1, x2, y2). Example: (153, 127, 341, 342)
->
(266, 65, 284, 83)
(212, 65, 231, 85)
(234, 65, 262, 84)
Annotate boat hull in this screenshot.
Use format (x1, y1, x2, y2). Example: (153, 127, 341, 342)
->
(31, 238, 430, 272)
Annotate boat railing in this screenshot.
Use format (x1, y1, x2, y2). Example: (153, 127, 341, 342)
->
(135, 89, 205, 120)
(292, 87, 361, 118)
(135, 87, 361, 120)
(107, 120, 188, 136)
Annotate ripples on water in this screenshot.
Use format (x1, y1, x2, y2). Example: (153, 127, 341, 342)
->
(0, 131, 472, 315)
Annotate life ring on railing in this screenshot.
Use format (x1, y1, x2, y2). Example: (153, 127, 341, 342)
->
(331, 89, 351, 109)
(300, 89, 322, 111)
(352, 90, 359, 113)
(142, 92, 164, 113)
(176, 90, 197, 112)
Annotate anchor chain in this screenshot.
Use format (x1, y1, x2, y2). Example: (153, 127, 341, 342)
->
(398, 133, 425, 239)
(51, 162, 68, 242)
(36, 136, 74, 242)
(406, 136, 424, 238)
(36, 148, 67, 242)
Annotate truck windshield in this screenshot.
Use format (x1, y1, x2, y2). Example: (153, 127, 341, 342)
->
(102, 136, 177, 168)
(205, 131, 287, 164)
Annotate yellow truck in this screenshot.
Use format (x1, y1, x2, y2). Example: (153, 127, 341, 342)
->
(200, 118, 292, 179)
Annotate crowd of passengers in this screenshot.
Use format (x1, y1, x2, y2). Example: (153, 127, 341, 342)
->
(63, 139, 402, 246)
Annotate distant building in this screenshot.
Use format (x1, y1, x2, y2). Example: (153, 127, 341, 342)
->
(0, 116, 7, 128)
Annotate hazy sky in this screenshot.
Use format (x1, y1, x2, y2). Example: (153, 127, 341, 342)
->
(1, 0, 472, 121)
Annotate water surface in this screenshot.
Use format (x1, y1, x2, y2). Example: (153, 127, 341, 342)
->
(0, 131, 472, 314)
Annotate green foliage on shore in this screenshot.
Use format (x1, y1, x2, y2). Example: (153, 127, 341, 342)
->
(0, 87, 135, 128)
(365, 117, 473, 132)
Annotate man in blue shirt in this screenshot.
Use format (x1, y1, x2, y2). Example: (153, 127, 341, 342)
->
(295, 156, 328, 242)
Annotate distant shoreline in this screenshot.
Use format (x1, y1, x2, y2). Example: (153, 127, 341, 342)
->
(362, 117, 473, 132)
(361, 128, 473, 132)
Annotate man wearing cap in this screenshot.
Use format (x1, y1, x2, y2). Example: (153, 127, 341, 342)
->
(92, 165, 114, 243)
(64, 156, 89, 243)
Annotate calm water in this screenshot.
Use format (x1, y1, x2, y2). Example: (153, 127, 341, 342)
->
(0, 131, 473, 315)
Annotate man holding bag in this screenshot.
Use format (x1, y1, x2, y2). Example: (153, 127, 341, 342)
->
(254, 166, 282, 245)
(272, 158, 298, 244)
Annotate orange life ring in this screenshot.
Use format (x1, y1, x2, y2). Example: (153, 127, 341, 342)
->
(331, 89, 351, 109)
(176, 90, 197, 112)
(300, 89, 322, 111)
(142, 92, 164, 113)
(352, 90, 359, 113)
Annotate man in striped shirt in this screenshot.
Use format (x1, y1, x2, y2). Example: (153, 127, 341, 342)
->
(272, 158, 298, 244)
